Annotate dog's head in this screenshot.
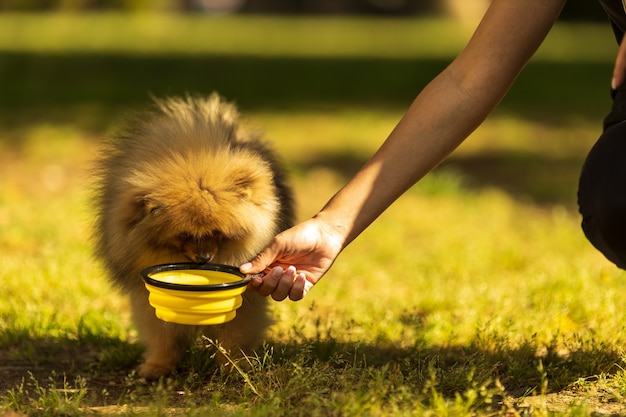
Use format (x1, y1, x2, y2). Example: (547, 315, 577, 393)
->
(118, 149, 280, 266)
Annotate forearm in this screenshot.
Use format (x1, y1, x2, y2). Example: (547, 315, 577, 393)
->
(242, 0, 566, 302)
(315, 69, 498, 248)
(316, 0, 565, 249)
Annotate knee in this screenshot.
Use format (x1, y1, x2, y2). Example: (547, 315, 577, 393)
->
(578, 123, 626, 269)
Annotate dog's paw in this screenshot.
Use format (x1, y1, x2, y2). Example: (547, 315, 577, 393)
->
(138, 361, 173, 380)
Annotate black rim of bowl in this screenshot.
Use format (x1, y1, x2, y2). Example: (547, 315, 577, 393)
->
(141, 263, 250, 292)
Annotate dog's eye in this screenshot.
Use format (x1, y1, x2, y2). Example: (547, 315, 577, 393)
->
(178, 232, 194, 241)
(147, 203, 162, 216)
(140, 198, 161, 216)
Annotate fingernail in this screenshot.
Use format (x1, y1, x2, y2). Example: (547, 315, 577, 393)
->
(303, 277, 314, 294)
(247, 276, 261, 289)
(270, 267, 284, 279)
(240, 262, 252, 272)
(612, 77, 618, 90)
(286, 265, 296, 275)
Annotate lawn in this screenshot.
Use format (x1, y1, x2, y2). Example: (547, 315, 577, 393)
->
(1, 12, 626, 416)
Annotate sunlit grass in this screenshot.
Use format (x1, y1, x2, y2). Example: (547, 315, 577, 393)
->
(3, 111, 626, 415)
(0, 13, 615, 62)
(0, 14, 475, 58)
(1, 13, 626, 416)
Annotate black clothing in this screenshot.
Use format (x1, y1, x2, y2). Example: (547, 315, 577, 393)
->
(597, 0, 626, 41)
(578, 111, 626, 269)
(577, 1, 626, 268)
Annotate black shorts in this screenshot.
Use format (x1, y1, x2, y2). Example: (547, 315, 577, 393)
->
(578, 86, 626, 269)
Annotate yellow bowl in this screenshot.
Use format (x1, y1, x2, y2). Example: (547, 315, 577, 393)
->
(140, 263, 251, 325)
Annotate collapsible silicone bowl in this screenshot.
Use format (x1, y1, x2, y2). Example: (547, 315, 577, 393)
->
(140, 263, 251, 325)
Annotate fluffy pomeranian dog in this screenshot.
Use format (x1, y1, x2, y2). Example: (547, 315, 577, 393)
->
(93, 93, 294, 379)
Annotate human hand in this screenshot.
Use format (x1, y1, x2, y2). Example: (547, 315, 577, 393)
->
(612, 35, 626, 90)
(240, 217, 344, 301)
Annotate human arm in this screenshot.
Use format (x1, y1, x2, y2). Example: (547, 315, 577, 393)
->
(242, 0, 567, 301)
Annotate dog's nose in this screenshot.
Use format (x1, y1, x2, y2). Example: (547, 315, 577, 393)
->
(195, 253, 212, 264)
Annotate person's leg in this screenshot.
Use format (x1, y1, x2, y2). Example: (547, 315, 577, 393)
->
(578, 116, 626, 270)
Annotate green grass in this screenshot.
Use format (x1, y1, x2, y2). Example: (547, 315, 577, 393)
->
(1, 12, 626, 416)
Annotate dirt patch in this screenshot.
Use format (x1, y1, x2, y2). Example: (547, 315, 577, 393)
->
(505, 390, 626, 416)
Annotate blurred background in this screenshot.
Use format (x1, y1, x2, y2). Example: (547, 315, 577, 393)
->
(0, 0, 615, 204)
(0, 0, 609, 19)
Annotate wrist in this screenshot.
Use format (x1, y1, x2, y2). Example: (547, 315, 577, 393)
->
(311, 209, 353, 251)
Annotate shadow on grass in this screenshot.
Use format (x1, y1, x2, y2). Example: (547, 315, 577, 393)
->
(0, 330, 622, 409)
(0, 51, 612, 133)
(272, 337, 622, 397)
(294, 148, 588, 207)
(0, 335, 142, 408)
(0, 51, 609, 207)
(439, 151, 588, 207)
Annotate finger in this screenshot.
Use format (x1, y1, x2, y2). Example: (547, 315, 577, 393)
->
(271, 266, 297, 302)
(246, 274, 263, 291)
(256, 266, 283, 297)
(240, 261, 258, 274)
(239, 243, 279, 274)
(303, 277, 315, 295)
(288, 273, 307, 301)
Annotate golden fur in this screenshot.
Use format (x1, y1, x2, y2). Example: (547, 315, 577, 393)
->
(93, 94, 294, 379)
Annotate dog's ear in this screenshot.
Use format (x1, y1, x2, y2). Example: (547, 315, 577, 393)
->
(233, 175, 255, 199)
(233, 169, 275, 201)
(116, 190, 158, 229)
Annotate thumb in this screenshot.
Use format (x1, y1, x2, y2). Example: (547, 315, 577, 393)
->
(239, 243, 279, 274)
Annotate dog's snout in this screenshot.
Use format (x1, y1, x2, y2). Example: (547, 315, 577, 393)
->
(195, 253, 212, 264)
